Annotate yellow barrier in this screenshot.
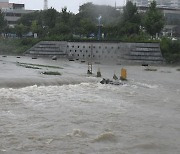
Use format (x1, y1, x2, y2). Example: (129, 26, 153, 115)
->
(120, 68, 127, 80)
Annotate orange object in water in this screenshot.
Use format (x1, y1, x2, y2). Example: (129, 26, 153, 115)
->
(120, 68, 127, 80)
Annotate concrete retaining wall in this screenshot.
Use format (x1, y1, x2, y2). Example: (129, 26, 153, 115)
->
(26, 41, 164, 64)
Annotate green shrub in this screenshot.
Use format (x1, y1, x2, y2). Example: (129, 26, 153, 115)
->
(20, 38, 40, 46)
(160, 38, 180, 64)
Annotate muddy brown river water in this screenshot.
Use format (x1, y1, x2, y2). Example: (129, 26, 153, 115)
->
(0, 56, 180, 154)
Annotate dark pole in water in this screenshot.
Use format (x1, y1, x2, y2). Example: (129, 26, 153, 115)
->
(87, 44, 93, 74)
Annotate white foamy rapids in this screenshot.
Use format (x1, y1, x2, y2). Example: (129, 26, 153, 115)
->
(0, 76, 99, 88)
(0, 80, 180, 154)
(132, 81, 159, 89)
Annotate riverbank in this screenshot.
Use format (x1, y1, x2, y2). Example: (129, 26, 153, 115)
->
(0, 38, 39, 55)
(1, 38, 180, 64)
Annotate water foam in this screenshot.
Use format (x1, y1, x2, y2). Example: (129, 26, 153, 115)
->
(66, 129, 87, 138)
(133, 82, 158, 89)
(92, 132, 117, 143)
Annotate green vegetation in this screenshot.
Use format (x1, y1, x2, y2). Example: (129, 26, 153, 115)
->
(17, 63, 41, 69)
(0, 9, 6, 33)
(42, 71, 61, 75)
(0, 38, 40, 55)
(160, 38, 180, 63)
(143, 1, 164, 37)
(119, 1, 141, 36)
(17, 62, 63, 69)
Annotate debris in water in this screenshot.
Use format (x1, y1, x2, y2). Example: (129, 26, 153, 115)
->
(81, 60, 86, 63)
(42, 71, 61, 75)
(97, 68, 101, 77)
(144, 68, 157, 71)
(113, 74, 118, 80)
(100, 78, 124, 85)
(142, 63, 149, 66)
(52, 56, 57, 60)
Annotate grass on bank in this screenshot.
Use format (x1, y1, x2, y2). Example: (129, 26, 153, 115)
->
(0, 38, 40, 55)
(17, 62, 63, 69)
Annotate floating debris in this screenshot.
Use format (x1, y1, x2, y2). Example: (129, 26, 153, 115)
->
(52, 56, 57, 60)
(81, 60, 86, 63)
(100, 78, 124, 85)
(160, 70, 171, 73)
(144, 68, 157, 71)
(113, 74, 118, 80)
(32, 57, 37, 59)
(97, 68, 101, 77)
(142, 63, 149, 66)
(42, 71, 61, 75)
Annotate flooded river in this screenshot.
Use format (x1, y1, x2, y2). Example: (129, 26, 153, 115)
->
(0, 56, 180, 154)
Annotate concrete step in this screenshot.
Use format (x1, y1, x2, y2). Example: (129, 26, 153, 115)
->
(29, 51, 66, 55)
(30, 48, 60, 52)
(130, 52, 162, 56)
(26, 41, 68, 56)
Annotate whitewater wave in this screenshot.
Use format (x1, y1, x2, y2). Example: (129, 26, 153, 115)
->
(0, 76, 98, 89)
(92, 131, 117, 143)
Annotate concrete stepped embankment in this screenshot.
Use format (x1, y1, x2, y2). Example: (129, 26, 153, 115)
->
(25, 41, 164, 64)
(25, 41, 67, 57)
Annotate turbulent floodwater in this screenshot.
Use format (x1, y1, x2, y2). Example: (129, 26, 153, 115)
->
(0, 56, 180, 154)
(1, 81, 180, 154)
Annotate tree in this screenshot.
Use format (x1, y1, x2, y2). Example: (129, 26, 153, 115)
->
(82, 19, 96, 37)
(15, 24, 28, 37)
(119, 1, 141, 36)
(17, 11, 40, 26)
(0, 9, 6, 33)
(144, 0, 165, 37)
(78, 2, 120, 25)
(43, 8, 58, 29)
